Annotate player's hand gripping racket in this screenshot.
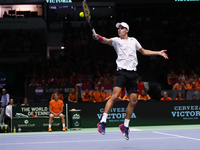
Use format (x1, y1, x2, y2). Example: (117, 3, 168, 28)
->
(82, 0, 96, 34)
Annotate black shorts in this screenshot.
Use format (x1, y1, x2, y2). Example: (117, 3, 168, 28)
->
(113, 69, 138, 95)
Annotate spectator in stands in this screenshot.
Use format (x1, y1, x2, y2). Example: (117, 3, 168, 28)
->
(3, 11, 9, 18)
(70, 72, 78, 85)
(160, 92, 172, 101)
(179, 69, 186, 81)
(172, 77, 183, 90)
(68, 88, 78, 103)
(185, 78, 193, 89)
(138, 90, 151, 101)
(137, 76, 144, 95)
(168, 71, 176, 89)
(77, 73, 87, 85)
(182, 82, 186, 90)
(21, 97, 29, 106)
(29, 73, 39, 85)
(60, 78, 67, 86)
(51, 88, 64, 101)
(183, 75, 189, 85)
(49, 93, 66, 132)
(87, 78, 95, 90)
(29, 79, 39, 86)
(98, 77, 106, 84)
(5, 99, 14, 128)
(175, 92, 185, 100)
(48, 74, 58, 86)
(190, 70, 196, 79)
(192, 95, 196, 100)
(40, 79, 47, 86)
(58, 73, 69, 85)
(100, 86, 108, 101)
(109, 77, 114, 86)
(92, 84, 102, 102)
(104, 73, 111, 84)
(95, 73, 102, 84)
(82, 88, 92, 102)
(0, 89, 10, 124)
(188, 82, 200, 90)
(193, 74, 198, 82)
(196, 78, 200, 88)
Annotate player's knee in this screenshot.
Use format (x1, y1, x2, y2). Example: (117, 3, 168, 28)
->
(59, 114, 64, 117)
(49, 114, 54, 118)
(111, 94, 118, 101)
(129, 99, 138, 107)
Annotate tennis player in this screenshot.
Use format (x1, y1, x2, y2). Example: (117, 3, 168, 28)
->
(93, 22, 168, 140)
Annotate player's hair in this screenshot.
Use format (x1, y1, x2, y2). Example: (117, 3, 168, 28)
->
(24, 97, 28, 101)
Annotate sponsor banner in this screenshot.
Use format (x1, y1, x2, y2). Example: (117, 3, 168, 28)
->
(171, 105, 200, 120)
(97, 107, 136, 123)
(69, 110, 81, 129)
(25, 85, 75, 101)
(46, 0, 72, 3)
(12, 105, 66, 131)
(13, 105, 50, 117)
(12, 117, 62, 132)
(68, 100, 200, 128)
(12, 105, 66, 117)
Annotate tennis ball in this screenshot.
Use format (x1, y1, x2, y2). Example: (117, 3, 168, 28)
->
(79, 12, 84, 17)
(71, 108, 76, 110)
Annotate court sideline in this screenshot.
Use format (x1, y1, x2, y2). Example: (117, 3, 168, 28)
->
(0, 124, 200, 150)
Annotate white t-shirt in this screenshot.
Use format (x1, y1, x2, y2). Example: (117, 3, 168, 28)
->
(111, 37, 142, 71)
(6, 105, 12, 117)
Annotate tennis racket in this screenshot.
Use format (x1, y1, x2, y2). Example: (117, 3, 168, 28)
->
(82, 0, 96, 34)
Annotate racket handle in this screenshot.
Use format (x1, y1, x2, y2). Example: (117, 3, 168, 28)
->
(92, 29, 96, 34)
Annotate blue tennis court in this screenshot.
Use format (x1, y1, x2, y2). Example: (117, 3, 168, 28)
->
(1, 125, 200, 150)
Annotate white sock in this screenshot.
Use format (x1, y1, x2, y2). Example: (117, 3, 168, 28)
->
(63, 124, 65, 128)
(124, 119, 130, 127)
(100, 113, 108, 123)
(49, 124, 51, 128)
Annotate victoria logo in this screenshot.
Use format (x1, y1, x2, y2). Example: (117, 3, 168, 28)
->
(46, 0, 72, 3)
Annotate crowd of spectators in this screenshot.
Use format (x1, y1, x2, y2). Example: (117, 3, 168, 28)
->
(0, 28, 45, 55)
(167, 69, 200, 90)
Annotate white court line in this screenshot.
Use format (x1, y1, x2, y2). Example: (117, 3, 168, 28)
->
(129, 128, 142, 131)
(153, 131, 200, 142)
(0, 132, 131, 138)
(0, 130, 142, 138)
(0, 137, 178, 146)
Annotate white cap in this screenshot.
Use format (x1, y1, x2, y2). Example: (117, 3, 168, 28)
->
(116, 22, 129, 30)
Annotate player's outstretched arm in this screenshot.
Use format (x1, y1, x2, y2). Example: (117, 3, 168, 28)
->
(92, 34, 112, 45)
(139, 48, 168, 59)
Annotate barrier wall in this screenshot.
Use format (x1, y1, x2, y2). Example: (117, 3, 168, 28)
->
(11, 100, 200, 131)
(69, 100, 200, 128)
(12, 105, 66, 132)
